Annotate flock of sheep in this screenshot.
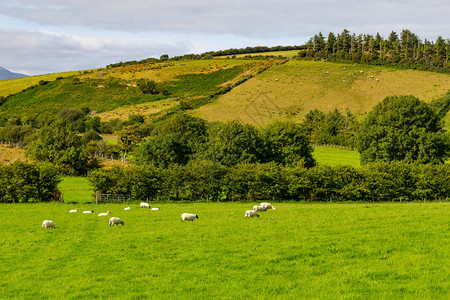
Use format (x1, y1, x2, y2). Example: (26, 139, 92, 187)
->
(41, 201, 276, 229)
(245, 202, 276, 218)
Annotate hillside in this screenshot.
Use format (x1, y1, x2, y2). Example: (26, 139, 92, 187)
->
(0, 59, 278, 119)
(190, 60, 450, 125)
(0, 57, 449, 126)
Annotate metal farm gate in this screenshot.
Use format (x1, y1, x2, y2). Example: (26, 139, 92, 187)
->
(95, 191, 131, 204)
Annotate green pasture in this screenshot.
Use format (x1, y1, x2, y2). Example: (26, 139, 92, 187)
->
(313, 146, 360, 167)
(59, 176, 94, 204)
(0, 202, 448, 298)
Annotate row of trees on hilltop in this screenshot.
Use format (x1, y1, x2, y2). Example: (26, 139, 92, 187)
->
(302, 29, 450, 72)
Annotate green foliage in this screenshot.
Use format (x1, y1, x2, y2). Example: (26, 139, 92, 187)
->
(117, 125, 143, 161)
(0, 162, 61, 203)
(200, 120, 263, 166)
(303, 108, 359, 147)
(262, 120, 315, 167)
(138, 79, 159, 94)
(135, 113, 207, 167)
(303, 29, 450, 73)
(358, 95, 450, 164)
(0, 77, 166, 119)
(88, 160, 449, 202)
(26, 120, 99, 175)
(165, 66, 243, 97)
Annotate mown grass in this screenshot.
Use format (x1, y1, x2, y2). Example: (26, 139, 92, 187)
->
(313, 146, 360, 167)
(191, 60, 450, 125)
(0, 202, 448, 298)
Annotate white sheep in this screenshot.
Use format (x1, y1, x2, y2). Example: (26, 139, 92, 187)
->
(82, 210, 94, 214)
(42, 220, 55, 229)
(181, 213, 198, 222)
(140, 202, 150, 208)
(245, 210, 259, 218)
(151, 207, 160, 211)
(109, 217, 124, 226)
(69, 208, 78, 213)
(98, 211, 111, 216)
(124, 206, 130, 211)
(253, 205, 266, 212)
(260, 202, 276, 210)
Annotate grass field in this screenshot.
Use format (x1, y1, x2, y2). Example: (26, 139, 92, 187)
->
(191, 60, 450, 125)
(0, 202, 448, 298)
(58, 176, 94, 204)
(313, 146, 360, 167)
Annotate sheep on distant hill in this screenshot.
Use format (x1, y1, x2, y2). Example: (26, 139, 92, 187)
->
(69, 209, 78, 213)
(140, 202, 150, 208)
(181, 213, 198, 222)
(83, 210, 94, 214)
(42, 220, 55, 229)
(151, 207, 160, 211)
(124, 206, 130, 211)
(109, 217, 124, 226)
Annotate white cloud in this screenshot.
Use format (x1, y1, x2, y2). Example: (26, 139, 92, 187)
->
(0, 28, 191, 75)
(1, 0, 449, 38)
(0, 0, 449, 74)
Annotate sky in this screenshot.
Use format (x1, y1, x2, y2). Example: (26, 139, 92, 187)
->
(1, 0, 449, 75)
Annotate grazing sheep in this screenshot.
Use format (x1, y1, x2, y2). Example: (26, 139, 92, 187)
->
(151, 207, 160, 211)
(245, 210, 259, 218)
(69, 208, 78, 213)
(98, 211, 111, 216)
(42, 220, 55, 229)
(140, 202, 150, 208)
(124, 206, 130, 211)
(82, 210, 94, 214)
(253, 205, 266, 212)
(260, 202, 276, 210)
(109, 217, 124, 226)
(181, 213, 198, 222)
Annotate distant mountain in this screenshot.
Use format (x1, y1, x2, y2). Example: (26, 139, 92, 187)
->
(0, 66, 28, 80)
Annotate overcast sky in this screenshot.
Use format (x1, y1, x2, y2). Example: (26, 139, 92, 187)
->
(1, 0, 449, 75)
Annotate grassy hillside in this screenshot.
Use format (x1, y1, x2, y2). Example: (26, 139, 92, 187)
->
(218, 50, 300, 58)
(0, 59, 277, 120)
(1, 59, 449, 126)
(191, 60, 450, 125)
(0, 70, 82, 97)
(1, 202, 448, 298)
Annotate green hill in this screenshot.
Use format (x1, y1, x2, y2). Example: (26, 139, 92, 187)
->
(0, 58, 449, 125)
(191, 60, 450, 125)
(0, 59, 277, 120)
